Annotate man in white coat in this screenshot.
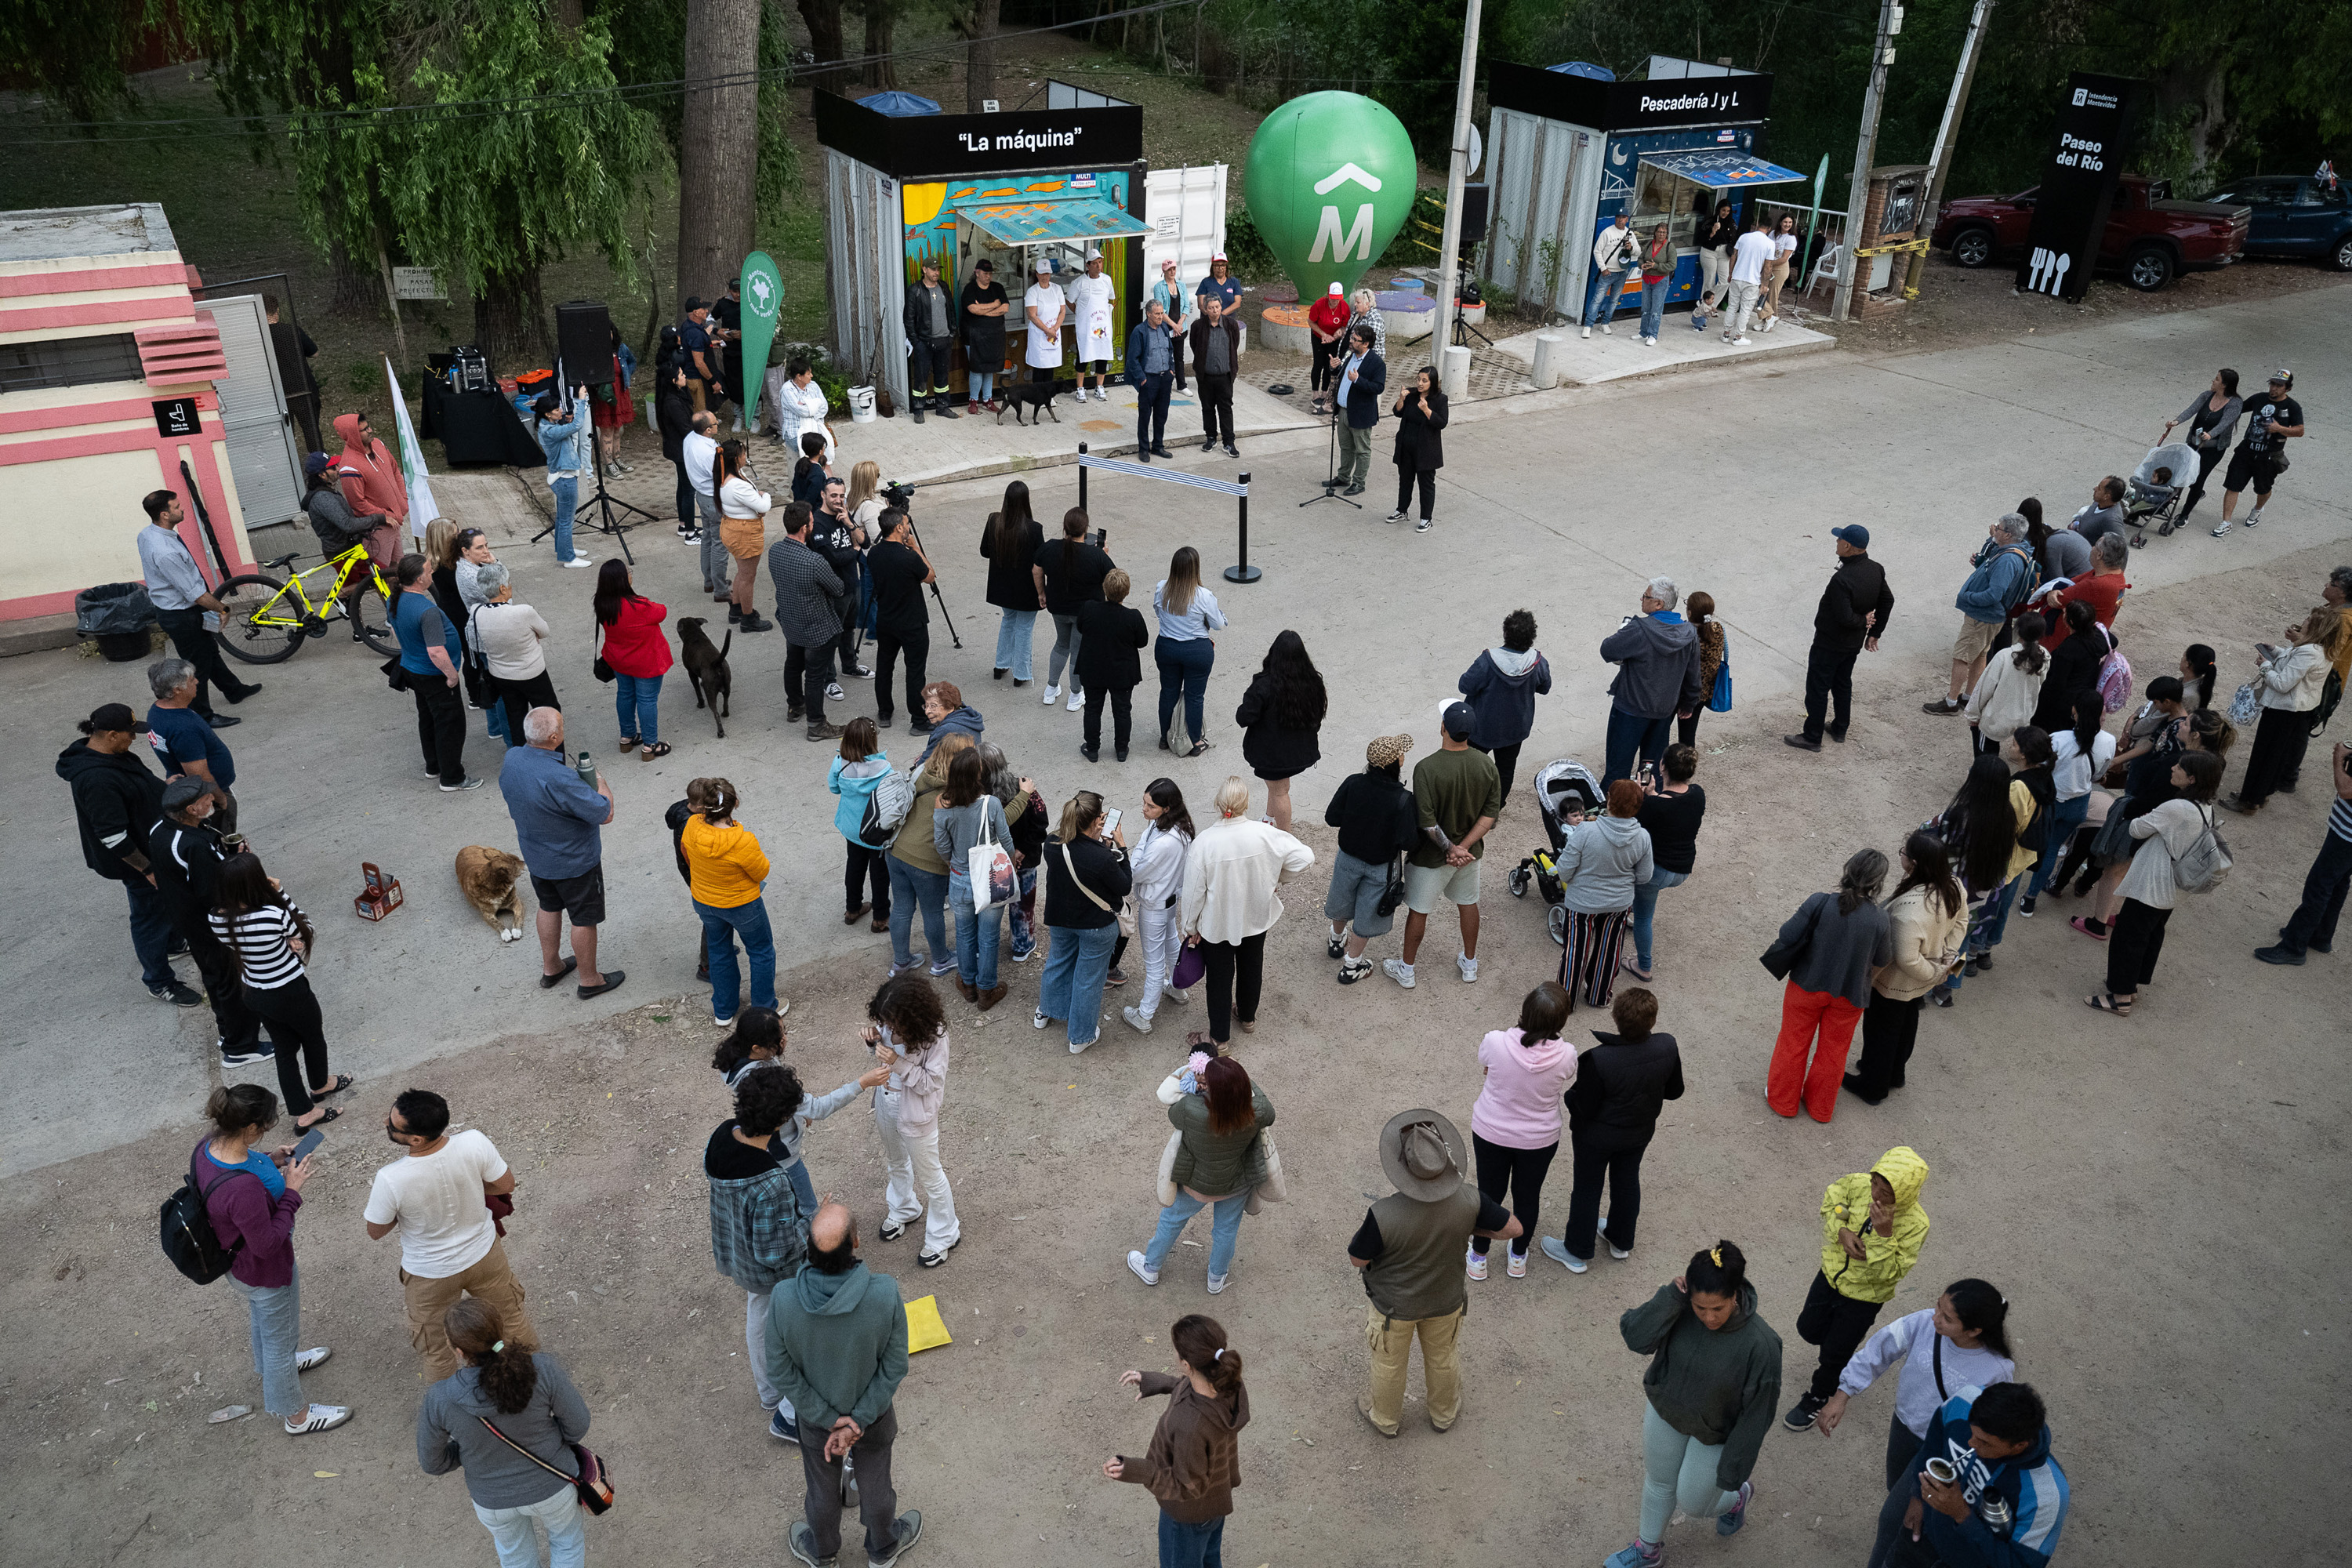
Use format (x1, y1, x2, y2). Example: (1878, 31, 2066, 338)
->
(1072, 249, 1118, 402)
(1023, 259, 1066, 386)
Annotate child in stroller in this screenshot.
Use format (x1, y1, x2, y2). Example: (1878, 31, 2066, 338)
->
(2125, 440, 2198, 546)
(1507, 758, 1602, 945)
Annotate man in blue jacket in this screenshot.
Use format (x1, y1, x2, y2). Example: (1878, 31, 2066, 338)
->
(1332, 321, 1386, 496)
(1867, 1382, 2067, 1568)
(1126, 298, 1181, 462)
(1925, 514, 2038, 716)
(769, 1200, 921, 1568)
(1599, 577, 1703, 785)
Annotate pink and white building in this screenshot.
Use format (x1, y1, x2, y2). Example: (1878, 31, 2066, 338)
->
(0, 203, 257, 626)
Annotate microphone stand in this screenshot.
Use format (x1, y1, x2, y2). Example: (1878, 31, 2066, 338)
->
(1300, 397, 1359, 510)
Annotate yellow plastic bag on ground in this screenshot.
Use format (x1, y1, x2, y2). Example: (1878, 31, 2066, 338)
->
(905, 1294, 953, 1355)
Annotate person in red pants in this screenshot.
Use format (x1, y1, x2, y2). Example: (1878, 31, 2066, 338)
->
(1765, 848, 1893, 1122)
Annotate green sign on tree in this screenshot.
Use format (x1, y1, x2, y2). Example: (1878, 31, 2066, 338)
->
(1243, 92, 1419, 301)
(738, 250, 784, 426)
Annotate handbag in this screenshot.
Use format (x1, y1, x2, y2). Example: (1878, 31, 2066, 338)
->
(1156, 1129, 1181, 1207)
(592, 622, 615, 684)
(379, 654, 410, 692)
(1759, 896, 1823, 981)
(967, 810, 1015, 913)
(1058, 839, 1120, 922)
(1374, 855, 1408, 918)
(1708, 641, 1733, 713)
(1171, 943, 1205, 990)
(2227, 679, 2261, 728)
(477, 1416, 615, 1515)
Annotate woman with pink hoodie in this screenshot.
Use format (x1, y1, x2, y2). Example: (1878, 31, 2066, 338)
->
(1465, 982, 1578, 1280)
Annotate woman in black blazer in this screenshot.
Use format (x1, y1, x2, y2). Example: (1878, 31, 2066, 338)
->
(1388, 367, 1449, 533)
(980, 479, 1047, 684)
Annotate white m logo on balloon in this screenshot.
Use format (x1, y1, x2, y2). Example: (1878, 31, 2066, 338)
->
(1310, 204, 1375, 262)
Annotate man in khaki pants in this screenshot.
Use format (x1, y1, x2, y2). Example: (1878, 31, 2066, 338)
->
(365, 1088, 538, 1380)
(1348, 1109, 1520, 1436)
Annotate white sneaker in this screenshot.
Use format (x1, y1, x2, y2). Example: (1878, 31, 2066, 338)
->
(2245, 508, 2263, 528)
(1068, 1033, 1096, 1054)
(1385, 509, 1409, 522)
(1581, 325, 1592, 339)
(1457, 953, 1479, 983)
(826, 682, 847, 702)
(1465, 1245, 1488, 1281)
(285, 1403, 353, 1435)
(1600, 1216, 1633, 1260)
(1127, 1250, 1160, 1286)
(1121, 1005, 1152, 1034)
(1067, 689, 1083, 713)
(1506, 1249, 1527, 1278)
(1206, 1272, 1229, 1294)
(1415, 516, 1434, 534)
(2211, 518, 2233, 537)
(560, 556, 595, 568)
(1042, 684, 1060, 705)
(1381, 958, 1416, 989)
(1600, 323, 1613, 335)
(1032, 1008, 1053, 1029)
(296, 1346, 332, 1371)
(1730, 336, 1752, 346)
(1761, 317, 1777, 333)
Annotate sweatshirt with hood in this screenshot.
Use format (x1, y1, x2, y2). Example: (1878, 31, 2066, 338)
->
(332, 412, 408, 524)
(1457, 645, 1553, 750)
(1116, 1370, 1251, 1523)
(1899, 1390, 2069, 1568)
(1555, 813, 1656, 914)
(762, 1259, 909, 1433)
(1599, 612, 1703, 720)
(916, 704, 985, 766)
(1621, 1279, 1783, 1492)
(59, 739, 166, 881)
(1819, 1145, 1929, 1304)
(1471, 1026, 1577, 1148)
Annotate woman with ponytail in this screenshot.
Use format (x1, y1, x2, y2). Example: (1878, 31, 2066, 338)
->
(419, 1298, 593, 1566)
(1610, 1241, 1782, 1567)
(1846, 833, 1968, 1105)
(1105, 1314, 1250, 1568)
(680, 775, 782, 1025)
(1816, 1278, 2017, 1487)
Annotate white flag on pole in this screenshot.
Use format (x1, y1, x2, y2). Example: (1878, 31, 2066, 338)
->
(385, 357, 440, 540)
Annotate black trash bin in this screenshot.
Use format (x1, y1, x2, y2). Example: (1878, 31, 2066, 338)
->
(75, 582, 158, 662)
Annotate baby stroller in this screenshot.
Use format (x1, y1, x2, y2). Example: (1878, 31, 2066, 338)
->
(1507, 758, 1602, 946)
(2125, 441, 2198, 546)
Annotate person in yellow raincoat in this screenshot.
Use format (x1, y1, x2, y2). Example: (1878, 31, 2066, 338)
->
(1782, 1145, 1929, 1431)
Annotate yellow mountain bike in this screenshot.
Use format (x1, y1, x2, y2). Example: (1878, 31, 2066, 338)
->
(213, 543, 400, 662)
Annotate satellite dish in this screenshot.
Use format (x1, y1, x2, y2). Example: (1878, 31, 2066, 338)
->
(1467, 124, 1485, 177)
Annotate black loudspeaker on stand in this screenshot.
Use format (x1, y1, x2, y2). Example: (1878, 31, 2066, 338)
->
(554, 300, 615, 388)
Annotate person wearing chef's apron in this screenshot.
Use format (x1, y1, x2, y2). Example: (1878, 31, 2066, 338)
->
(1023, 258, 1067, 386)
(1070, 249, 1118, 403)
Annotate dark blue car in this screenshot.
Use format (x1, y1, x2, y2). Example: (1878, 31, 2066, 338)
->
(2195, 174, 2352, 270)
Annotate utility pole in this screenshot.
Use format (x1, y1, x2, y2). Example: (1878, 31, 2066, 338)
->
(1833, 0, 1901, 323)
(1432, 0, 1485, 365)
(1903, 0, 1995, 300)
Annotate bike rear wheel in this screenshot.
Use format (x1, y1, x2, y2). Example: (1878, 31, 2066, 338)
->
(212, 575, 306, 664)
(347, 575, 397, 656)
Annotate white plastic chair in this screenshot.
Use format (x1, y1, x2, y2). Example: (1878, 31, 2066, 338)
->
(1806, 244, 1842, 298)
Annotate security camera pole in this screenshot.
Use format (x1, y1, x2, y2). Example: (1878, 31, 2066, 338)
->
(1432, 0, 1485, 359)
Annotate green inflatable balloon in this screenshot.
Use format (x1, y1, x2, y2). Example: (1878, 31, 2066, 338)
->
(1243, 92, 1418, 302)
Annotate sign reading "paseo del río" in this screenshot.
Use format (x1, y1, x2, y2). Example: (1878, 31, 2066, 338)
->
(2019, 71, 2142, 303)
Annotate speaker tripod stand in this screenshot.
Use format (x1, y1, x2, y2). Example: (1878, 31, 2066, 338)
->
(529, 391, 652, 566)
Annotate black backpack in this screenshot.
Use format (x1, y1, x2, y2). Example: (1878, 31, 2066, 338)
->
(161, 1149, 249, 1284)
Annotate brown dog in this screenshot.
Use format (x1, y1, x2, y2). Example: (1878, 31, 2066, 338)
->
(454, 845, 529, 942)
(676, 616, 732, 738)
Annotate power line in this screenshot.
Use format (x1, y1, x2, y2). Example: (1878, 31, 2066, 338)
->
(0, 0, 1206, 146)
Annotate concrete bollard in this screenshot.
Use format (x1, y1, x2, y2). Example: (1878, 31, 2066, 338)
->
(1439, 344, 1472, 400)
(1530, 332, 1566, 390)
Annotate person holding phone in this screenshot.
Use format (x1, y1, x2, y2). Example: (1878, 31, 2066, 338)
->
(196, 1083, 350, 1434)
(2224, 604, 2344, 814)
(1784, 1149, 1930, 1432)
(1035, 790, 1134, 1054)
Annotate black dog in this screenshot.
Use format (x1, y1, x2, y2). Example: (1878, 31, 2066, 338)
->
(996, 381, 1061, 426)
(674, 617, 732, 738)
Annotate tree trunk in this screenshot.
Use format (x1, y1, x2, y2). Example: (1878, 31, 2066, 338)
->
(473, 271, 537, 370)
(677, 0, 763, 307)
(797, 0, 851, 92)
(862, 0, 898, 90)
(964, 0, 1000, 112)
(328, 239, 377, 314)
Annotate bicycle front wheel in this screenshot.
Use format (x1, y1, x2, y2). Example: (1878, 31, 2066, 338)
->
(212, 575, 306, 664)
(347, 575, 397, 657)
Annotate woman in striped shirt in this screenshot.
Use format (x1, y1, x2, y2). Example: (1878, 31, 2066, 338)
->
(208, 854, 350, 1132)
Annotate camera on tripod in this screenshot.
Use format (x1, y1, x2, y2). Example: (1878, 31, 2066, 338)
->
(883, 480, 917, 513)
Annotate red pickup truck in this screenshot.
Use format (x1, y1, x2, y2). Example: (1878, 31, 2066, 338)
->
(1932, 175, 2249, 291)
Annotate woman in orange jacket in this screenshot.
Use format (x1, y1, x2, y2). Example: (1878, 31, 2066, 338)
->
(680, 776, 783, 1025)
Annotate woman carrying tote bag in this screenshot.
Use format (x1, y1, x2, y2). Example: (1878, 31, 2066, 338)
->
(931, 747, 1018, 1009)
(418, 1298, 601, 1566)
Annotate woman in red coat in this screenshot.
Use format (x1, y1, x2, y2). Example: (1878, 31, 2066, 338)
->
(594, 560, 674, 758)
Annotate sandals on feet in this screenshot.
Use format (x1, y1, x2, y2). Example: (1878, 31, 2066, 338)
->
(294, 1105, 342, 1131)
(617, 736, 637, 751)
(641, 742, 672, 760)
(310, 1074, 354, 1099)
(2085, 992, 2132, 1016)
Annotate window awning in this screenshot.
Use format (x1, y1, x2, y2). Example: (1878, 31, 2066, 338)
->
(958, 194, 1149, 247)
(1639, 151, 1807, 188)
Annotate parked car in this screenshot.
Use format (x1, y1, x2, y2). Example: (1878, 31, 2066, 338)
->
(2193, 173, 2352, 270)
(1932, 174, 2249, 291)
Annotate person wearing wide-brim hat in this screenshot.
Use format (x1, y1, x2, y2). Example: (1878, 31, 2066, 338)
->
(1348, 1109, 1520, 1438)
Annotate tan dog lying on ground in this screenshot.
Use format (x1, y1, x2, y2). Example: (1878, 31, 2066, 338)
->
(455, 845, 530, 942)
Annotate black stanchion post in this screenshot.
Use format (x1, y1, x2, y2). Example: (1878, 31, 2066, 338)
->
(1078, 442, 1088, 512)
(1224, 474, 1259, 584)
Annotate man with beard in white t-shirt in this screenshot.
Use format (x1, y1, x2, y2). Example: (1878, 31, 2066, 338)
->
(364, 1087, 537, 1381)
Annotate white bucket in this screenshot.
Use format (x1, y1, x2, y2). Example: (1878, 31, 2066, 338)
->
(847, 385, 878, 423)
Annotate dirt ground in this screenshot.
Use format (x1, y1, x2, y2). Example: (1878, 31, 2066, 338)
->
(9, 518, 2349, 1567)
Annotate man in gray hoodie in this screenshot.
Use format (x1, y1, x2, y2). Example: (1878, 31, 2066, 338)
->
(1599, 577, 1703, 785)
(768, 1201, 921, 1568)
